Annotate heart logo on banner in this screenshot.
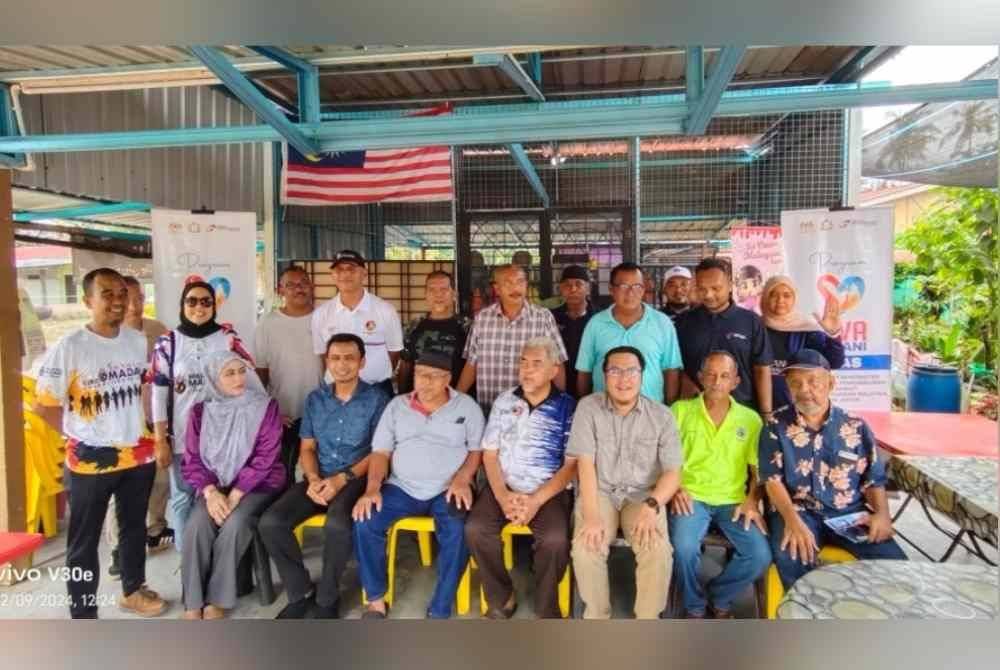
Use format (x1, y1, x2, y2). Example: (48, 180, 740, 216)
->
(816, 273, 865, 312)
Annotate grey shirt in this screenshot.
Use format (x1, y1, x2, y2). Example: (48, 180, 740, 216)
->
(566, 393, 684, 509)
(373, 389, 485, 501)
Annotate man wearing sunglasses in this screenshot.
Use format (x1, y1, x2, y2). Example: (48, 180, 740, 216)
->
(576, 262, 682, 404)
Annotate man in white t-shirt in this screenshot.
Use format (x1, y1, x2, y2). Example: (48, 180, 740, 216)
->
(33, 268, 169, 619)
(310, 250, 403, 397)
(256, 265, 324, 478)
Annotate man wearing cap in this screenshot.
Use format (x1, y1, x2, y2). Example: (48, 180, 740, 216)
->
(549, 265, 595, 399)
(353, 350, 486, 619)
(661, 266, 693, 322)
(759, 349, 905, 589)
(311, 250, 404, 398)
(668, 351, 770, 619)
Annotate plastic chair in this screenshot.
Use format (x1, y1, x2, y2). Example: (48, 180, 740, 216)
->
(0, 532, 45, 571)
(765, 545, 856, 619)
(23, 408, 66, 539)
(475, 523, 572, 618)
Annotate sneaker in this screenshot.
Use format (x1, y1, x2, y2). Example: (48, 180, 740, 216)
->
(118, 586, 168, 618)
(146, 528, 175, 554)
(275, 595, 315, 620)
(307, 600, 340, 619)
(108, 548, 121, 580)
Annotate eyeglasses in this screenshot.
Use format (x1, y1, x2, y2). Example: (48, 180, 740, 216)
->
(184, 296, 215, 308)
(606, 366, 642, 378)
(612, 283, 645, 293)
(281, 281, 311, 290)
(414, 370, 451, 381)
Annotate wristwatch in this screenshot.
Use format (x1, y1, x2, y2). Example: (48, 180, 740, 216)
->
(643, 496, 660, 511)
(341, 468, 357, 482)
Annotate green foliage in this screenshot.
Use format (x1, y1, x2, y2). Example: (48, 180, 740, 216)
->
(895, 187, 998, 384)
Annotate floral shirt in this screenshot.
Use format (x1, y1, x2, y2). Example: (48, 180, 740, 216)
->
(757, 404, 886, 517)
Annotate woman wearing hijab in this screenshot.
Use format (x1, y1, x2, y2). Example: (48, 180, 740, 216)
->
(761, 275, 846, 412)
(180, 350, 284, 619)
(149, 281, 254, 552)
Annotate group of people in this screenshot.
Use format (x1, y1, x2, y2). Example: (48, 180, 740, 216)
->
(32, 248, 905, 621)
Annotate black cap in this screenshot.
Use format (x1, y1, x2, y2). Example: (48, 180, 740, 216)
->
(783, 349, 831, 373)
(559, 265, 590, 282)
(330, 249, 366, 269)
(415, 351, 453, 373)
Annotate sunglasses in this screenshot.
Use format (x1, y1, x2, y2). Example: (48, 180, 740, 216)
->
(184, 296, 215, 308)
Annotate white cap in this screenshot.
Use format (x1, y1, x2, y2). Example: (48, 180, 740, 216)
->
(664, 266, 692, 282)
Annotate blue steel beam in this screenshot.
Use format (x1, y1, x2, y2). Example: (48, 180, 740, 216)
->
(0, 83, 26, 168)
(686, 45, 747, 135)
(190, 46, 321, 158)
(473, 54, 545, 102)
(685, 47, 704, 102)
(1, 79, 996, 155)
(248, 46, 321, 124)
(13, 200, 151, 222)
(527, 53, 543, 85)
(506, 143, 550, 207)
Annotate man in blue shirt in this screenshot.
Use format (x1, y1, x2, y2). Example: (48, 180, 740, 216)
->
(465, 337, 577, 618)
(259, 333, 389, 619)
(759, 349, 905, 589)
(576, 262, 682, 404)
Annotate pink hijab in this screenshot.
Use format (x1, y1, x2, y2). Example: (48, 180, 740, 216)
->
(761, 275, 822, 332)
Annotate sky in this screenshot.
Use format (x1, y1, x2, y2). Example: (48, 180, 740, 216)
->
(861, 45, 999, 133)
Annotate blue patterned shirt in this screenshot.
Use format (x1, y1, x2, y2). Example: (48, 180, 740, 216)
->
(482, 386, 576, 493)
(758, 404, 886, 517)
(300, 381, 389, 477)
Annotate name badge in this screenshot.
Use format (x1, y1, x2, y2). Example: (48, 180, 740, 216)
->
(838, 450, 859, 461)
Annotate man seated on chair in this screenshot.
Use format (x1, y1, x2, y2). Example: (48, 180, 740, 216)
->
(465, 337, 577, 619)
(352, 351, 486, 619)
(759, 349, 905, 589)
(568, 346, 684, 619)
(668, 351, 771, 619)
(259, 333, 389, 619)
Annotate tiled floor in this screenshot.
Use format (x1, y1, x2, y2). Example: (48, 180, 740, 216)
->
(1, 493, 995, 620)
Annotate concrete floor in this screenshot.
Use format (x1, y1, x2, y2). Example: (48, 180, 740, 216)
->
(1, 493, 995, 620)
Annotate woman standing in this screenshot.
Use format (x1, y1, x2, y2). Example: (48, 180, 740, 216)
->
(149, 281, 253, 552)
(761, 275, 846, 412)
(181, 351, 284, 619)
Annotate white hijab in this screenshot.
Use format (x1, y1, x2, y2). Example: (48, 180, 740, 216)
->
(197, 350, 271, 488)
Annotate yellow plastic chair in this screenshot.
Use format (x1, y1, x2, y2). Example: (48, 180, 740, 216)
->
(296, 514, 470, 614)
(765, 545, 856, 619)
(475, 523, 572, 618)
(22, 408, 66, 539)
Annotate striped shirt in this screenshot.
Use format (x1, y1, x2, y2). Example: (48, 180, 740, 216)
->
(463, 301, 567, 408)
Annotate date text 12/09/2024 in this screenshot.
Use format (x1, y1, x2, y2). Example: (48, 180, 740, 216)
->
(1, 592, 119, 609)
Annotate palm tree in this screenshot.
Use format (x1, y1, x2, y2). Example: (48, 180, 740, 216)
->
(876, 123, 941, 172)
(942, 100, 997, 158)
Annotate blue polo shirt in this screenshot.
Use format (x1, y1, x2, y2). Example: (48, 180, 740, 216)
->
(576, 304, 682, 402)
(299, 381, 390, 477)
(675, 303, 773, 410)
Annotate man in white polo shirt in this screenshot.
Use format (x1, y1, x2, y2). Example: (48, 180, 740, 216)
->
(311, 249, 404, 397)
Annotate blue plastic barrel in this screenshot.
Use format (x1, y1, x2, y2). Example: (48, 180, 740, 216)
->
(907, 364, 962, 413)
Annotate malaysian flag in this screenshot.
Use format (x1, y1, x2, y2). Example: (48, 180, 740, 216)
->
(280, 103, 454, 206)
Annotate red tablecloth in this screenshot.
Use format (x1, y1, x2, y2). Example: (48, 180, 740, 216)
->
(856, 411, 999, 459)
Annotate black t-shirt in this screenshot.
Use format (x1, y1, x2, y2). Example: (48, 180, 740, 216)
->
(399, 315, 469, 393)
(769, 328, 791, 373)
(661, 303, 691, 323)
(674, 303, 774, 409)
(550, 303, 595, 398)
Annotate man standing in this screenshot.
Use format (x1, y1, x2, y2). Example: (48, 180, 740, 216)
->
(760, 350, 905, 589)
(549, 265, 595, 399)
(568, 346, 683, 619)
(576, 262, 682, 404)
(465, 337, 577, 619)
(259, 333, 389, 619)
(256, 266, 324, 470)
(675, 257, 774, 414)
(669, 352, 771, 619)
(34, 268, 168, 618)
(660, 266, 693, 322)
(105, 276, 172, 578)
(353, 352, 485, 619)
(311, 250, 403, 397)
(458, 264, 567, 414)
(397, 271, 469, 394)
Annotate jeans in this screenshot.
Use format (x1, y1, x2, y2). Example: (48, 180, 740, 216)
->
(167, 458, 195, 553)
(768, 510, 907, 589)
(353, 484, 469, 619)
(668, 500, 771, 614)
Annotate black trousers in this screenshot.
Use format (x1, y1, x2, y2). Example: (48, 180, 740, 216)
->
(258, 477, 367, 608)
(66, 462, 156, 618)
